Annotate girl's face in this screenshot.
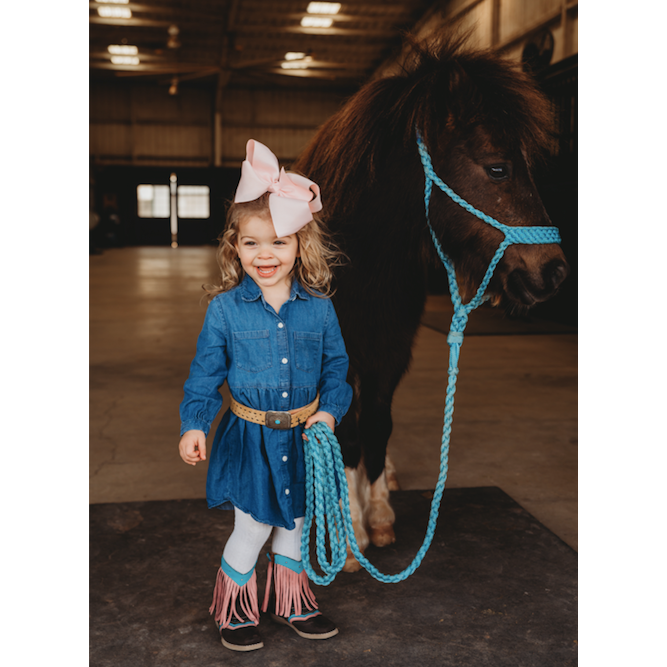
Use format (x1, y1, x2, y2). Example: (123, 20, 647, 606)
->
(235, 214, 299, 291)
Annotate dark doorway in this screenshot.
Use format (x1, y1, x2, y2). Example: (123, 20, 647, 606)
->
(91, 165, 241, 247)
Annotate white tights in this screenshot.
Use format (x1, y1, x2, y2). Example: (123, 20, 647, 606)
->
(222, 507, 305, 575)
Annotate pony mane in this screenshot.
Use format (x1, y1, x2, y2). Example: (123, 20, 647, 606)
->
(295, 31, 553, 218)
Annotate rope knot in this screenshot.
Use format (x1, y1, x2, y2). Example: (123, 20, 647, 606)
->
(447, 331, 464, 346)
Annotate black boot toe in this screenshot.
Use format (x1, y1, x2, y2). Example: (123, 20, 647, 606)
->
(272, 612, 339, 640)
(220, 625, 264, 651)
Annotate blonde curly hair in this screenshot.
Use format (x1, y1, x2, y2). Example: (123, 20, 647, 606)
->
(204, 193, 344, 300)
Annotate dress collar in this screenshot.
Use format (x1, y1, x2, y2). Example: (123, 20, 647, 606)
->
(240, 274, 262, 301)
(240, 274, 310, 302)
(291, 280, 311, 301)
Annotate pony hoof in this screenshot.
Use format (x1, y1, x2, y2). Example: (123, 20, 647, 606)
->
(343, 553, 363, 573)
(370, 524, 396, 548)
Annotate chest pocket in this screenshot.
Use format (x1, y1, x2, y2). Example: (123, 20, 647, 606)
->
(294, 331, 322, 373)
(233, 330, 272, 372)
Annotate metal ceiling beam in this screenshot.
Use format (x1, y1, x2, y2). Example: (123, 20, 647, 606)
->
(270, 60, 368, 71)
(233, 39, 386, 55)
(265, 68, 345, 80)
(235, 25, 396, 37)
(89, 2, 225, 22)
(89, 51, 197, 63)
(90, 16, 221, 30)
(230, 56, 374, 70)
(240, 0, 414, 14)
(91, 62, 219, 73)
(236, 12, 412, 24)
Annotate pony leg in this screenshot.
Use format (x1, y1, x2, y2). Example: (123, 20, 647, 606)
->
(368, 471, 396, 547)
(357, 391, 398, 549)
(343, 464, 369, 572)
(384, 453, 400, 491)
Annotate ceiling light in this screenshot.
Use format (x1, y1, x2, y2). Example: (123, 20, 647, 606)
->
(284, 52, 306, 61)
(281, 56, 313, 69)
(98, 6, 132, 18)
(301, 17, 333, 28)
(97, 0, 129, 4)
(110, 55, 140, 65)
(307, 2, 341, 14)
(108, 45, 138, 55)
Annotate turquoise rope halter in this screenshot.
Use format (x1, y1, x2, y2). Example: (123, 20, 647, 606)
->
(300, 130, 562, 585)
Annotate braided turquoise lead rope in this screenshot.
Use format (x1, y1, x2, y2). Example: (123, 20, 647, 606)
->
(300, 131, 562, 585)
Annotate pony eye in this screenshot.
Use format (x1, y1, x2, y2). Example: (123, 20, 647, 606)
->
(486, 164, 510, 181)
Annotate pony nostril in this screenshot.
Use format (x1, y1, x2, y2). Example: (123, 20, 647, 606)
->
(545, 260, 569, 291)
(506, 269, 536, 306)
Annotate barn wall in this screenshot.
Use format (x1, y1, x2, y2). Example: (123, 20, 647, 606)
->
(216, 88, 349, 166)
(91, 81, 349, 168)
(443, 0, 578, 59)
(376, 0, 578, 78)
(90, 81, 214, 167)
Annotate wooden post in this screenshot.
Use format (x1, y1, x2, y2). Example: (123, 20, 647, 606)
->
(213, 0, 240, 167)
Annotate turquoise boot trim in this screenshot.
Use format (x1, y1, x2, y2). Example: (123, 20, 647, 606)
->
(272, 553, 304, 574)
(220, 555, 256, 587)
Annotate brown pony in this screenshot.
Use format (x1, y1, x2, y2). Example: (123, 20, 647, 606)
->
(294, 33, 569, 570)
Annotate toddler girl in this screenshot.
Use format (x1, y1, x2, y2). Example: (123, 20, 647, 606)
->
(179, 139, 353, 652)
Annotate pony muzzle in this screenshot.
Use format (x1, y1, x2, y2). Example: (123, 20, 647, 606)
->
(504, 256, 570, 306)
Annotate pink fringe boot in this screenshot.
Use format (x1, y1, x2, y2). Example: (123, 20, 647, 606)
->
(262, 554, 320, 622)
(209, 558, 260, 629)
(261, 553, 338, 639)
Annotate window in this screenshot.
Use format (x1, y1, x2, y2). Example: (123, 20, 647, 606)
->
(136, 179, 210, 224)
(137, 185, 170, 218)
(177, 185, 210, 219)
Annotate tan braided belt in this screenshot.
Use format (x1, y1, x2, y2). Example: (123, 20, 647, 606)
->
(229, 393, 319, 430)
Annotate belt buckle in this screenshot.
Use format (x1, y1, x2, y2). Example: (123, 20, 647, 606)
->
(265, 410, 292, 430)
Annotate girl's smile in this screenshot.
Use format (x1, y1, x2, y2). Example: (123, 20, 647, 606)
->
(235, 214, 299, 297)
(256, 265, 279, 278)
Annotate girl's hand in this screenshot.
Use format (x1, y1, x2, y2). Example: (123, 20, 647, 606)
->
(179, 429, 207, 465)
(302, 411, 335, 440)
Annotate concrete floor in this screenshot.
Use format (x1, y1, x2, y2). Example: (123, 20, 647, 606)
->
(90, 246, 577, 550)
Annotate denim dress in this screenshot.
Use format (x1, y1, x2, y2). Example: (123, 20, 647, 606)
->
(180, 275, 353, 529)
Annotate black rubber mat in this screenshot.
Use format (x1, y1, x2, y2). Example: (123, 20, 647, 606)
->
(90, 488, 577, 666)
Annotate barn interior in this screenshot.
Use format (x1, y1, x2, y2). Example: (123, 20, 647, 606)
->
(89, 1, 578, 665)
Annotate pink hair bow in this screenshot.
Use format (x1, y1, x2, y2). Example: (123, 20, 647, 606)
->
(234, 139, 322, 237)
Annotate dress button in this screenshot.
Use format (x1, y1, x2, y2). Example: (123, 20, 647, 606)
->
(278, 323, 284, 328)
(285, 489, 290, 495)
(282, 391, 288, 398)
(282, 455, 288, 462)
(282, 358, 288, 364)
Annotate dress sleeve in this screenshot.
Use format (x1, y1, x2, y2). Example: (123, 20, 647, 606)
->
(317, 299, 353, 426)
(179, 298, 229, 436)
